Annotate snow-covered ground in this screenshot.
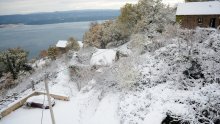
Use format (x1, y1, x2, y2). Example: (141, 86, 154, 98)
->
(1, 28, 220, 124)
(1, 91, 120, 124)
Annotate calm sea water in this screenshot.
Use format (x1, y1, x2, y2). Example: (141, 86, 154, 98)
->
(0, 21, 98, 59)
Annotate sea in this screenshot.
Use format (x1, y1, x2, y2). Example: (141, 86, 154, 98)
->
(0, 21, 101, 59)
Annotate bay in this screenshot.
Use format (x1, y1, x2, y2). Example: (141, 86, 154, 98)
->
(0, 21, 98, 59)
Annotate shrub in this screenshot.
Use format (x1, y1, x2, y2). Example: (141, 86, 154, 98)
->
(47, 46, 58, 60)
(77, 47, 96, 64)
(0, 48, 28, 79)
(114, 57, 138, 88)
(129, 33, 149, 54)
(83, 0, 175, 49)
(67, 37, 80, 51)
(83, 22, 104, 48)
(69, 65, 95, 91)
(0, 61, 6, 78)
(39, 50, 48, 58)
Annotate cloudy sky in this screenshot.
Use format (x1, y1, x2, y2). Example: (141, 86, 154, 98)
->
(0, 0, 183, 15)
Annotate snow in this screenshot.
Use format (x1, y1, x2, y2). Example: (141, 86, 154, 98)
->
(1, 99, 75, 124)
(56, 40, 68, 48)
(0, 91, 120, 124)
(1, 28, 220, 124)
(88, 94, 120, 124)
(26, 95, 55, 106)
(116, 43, 132, 57)
(90, 49, 117, 66)
(33, 58, 50, 68)
(176, 1, 220, 15)
(77, 41, 83, 48)
(143, 111, 165, 124)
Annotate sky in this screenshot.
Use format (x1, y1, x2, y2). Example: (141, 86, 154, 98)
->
(0, 0, 184, 15)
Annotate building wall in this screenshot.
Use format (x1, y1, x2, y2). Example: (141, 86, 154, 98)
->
(57, 47, 67, 55)
(176, 15, 220, 29)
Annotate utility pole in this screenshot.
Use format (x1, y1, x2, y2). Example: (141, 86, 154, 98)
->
(44, 73, 56, 124)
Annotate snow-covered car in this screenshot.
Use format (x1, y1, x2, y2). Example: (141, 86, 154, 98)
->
(90, 49, 117, 66)
(25, 95, 55, 109)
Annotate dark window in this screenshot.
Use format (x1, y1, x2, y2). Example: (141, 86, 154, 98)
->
(198, 17, 203, 24)
(210, 18, 216, 28)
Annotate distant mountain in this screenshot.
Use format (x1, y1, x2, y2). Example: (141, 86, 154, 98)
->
(0, 9, 120, 25)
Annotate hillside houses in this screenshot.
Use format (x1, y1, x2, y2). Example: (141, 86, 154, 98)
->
(56, 40, 68, 54)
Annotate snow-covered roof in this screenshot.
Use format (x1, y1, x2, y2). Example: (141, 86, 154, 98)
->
(176, 1, 220, 15)
(56, 40, 68, 48)
(77, 41, 83, 48)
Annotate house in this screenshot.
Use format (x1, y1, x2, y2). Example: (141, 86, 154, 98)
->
(56, 40, 68, 54)
(176, 1, 220, 29)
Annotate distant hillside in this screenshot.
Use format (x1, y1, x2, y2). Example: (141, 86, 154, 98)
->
(0, 9, 120, 25)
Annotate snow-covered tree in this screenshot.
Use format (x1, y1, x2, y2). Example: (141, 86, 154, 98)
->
(67, 37, 80, 51)
(0, 48, 28, 79)
(83, 0, 175, 49)
(134, 0, 175, 35)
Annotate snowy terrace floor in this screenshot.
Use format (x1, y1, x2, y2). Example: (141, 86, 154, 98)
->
(0, 91, 120, 124)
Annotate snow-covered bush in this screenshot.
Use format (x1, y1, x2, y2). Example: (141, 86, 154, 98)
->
(69, 65, 95, 91)
(67, 37, 80, 51)
(83, 0, 175, 49)
(0, 48, 29, 79)
(77, 47, 96, 65)
(163, 24, 181, 39)
(128, 33, 149, 54)
(133, 0, 175, 34)
(118, 28, 220, 124)
(113, 57, 138, 89)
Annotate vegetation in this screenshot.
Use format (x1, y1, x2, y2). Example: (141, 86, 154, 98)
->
(185, 0, 213, 2)
(83, 0, 175, 48)
(39, 50, 48, 58)
(0, 61, 6, 77)
(47, 46, 58, 60)
(0, 48, 29, 79)
(67, 37, 80, 51)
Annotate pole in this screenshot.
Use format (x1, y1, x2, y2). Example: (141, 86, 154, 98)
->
(31, 79, 35, 91)
(44, 73, 56, 124)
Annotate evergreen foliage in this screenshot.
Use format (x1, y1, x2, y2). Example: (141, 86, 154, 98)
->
(0, 48, 28, 79)
(67, 37, 80, 51)
(47, 46, 58, 60)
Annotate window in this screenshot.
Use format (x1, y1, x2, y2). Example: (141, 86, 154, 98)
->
(197, 17, 203, 24)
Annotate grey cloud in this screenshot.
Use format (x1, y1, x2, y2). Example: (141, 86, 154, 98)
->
(0, 0, 182, 15)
